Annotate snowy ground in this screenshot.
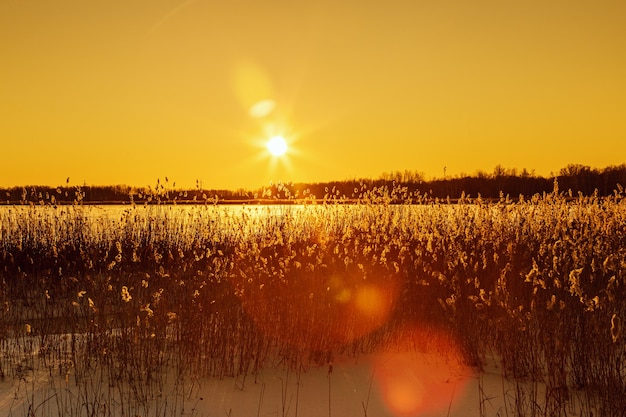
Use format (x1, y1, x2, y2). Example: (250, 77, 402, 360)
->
(0, 347, 589, 417)
(0, 326, 595, 417)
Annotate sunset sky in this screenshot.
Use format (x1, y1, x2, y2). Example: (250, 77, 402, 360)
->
(1, 0, 625, 190)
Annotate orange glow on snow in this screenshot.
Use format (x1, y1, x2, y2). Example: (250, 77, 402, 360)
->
(371, 325, 472, 416)
(380, 369, 425, 416)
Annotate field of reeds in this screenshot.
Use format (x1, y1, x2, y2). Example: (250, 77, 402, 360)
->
(1, 182, 626, 416)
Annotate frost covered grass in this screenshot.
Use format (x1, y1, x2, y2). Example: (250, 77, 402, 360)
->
(1, 183, 626, 416)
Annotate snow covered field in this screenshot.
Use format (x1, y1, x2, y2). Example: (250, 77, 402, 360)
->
(0, 335, 593, 417)
(3, 198, 625, 416)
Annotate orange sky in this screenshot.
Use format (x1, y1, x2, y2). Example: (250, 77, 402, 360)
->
(1, 0, 625, 189)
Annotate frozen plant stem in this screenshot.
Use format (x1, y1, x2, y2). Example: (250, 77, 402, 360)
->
(328, 361, 333, 417)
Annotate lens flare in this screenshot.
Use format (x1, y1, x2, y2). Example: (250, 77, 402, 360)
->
(379, 368, 425, 416)
(231, 265, 401, 354)
(233, 63, 274, 113)
(371, 325, 472, 417)
(249, 99, 275, 118)
(354, 285, 386, 317)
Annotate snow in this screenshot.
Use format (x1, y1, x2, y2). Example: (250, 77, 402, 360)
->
(0, 332, 590, 417)
(0, 345, 537, 417)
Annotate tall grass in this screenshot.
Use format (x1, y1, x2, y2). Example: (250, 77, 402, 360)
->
(1, 184, 626, 415)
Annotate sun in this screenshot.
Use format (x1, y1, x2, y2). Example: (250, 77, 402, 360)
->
(266, 135, 288, 157)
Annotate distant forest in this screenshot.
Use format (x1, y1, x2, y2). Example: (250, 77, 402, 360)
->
(2, 164, 625, 205)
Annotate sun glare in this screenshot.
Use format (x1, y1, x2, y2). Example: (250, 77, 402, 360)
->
(267, 135, 288, 157)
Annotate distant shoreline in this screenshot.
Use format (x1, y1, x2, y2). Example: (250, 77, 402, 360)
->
(0, 196, 593, 206)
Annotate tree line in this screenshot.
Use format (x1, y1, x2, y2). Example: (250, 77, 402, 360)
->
(261, 164, 626, 202)
(2, 164, 625, 205)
